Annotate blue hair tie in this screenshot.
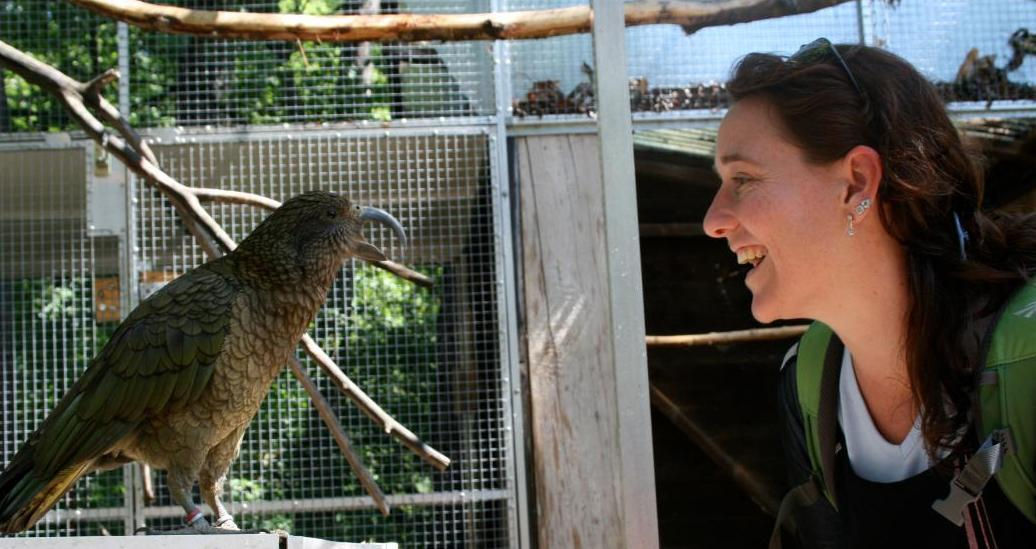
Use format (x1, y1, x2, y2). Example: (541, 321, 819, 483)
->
(953, 212, 969, 261)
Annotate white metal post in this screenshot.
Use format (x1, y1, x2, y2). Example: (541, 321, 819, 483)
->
(590, 1, 660, 547)
(489, 24, 531, 549)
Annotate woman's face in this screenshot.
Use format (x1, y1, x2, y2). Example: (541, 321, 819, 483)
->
(704, 97, 849, 323)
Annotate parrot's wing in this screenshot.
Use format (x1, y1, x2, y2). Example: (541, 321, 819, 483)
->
(30, 263, 238, 478)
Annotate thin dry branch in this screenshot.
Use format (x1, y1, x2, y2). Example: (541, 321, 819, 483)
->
(301, 334, 451, 471)
(70, 0, 852, 43)
(0, 39, 449, 507)
(645, 325, 808, 347)
(290, 357, 390, 515)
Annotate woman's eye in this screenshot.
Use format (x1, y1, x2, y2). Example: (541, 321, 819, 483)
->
(731, 175, 756, 196)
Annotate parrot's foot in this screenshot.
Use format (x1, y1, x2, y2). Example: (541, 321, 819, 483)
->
(135, 514, 261, 535)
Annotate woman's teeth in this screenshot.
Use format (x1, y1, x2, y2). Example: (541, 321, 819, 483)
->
(737, 247, 767, 267)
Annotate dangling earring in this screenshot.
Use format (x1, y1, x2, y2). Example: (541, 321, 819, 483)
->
(848, 198, 869, 237)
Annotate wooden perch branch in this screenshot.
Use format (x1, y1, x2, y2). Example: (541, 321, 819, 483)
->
(70, 0, 852, 43)
(0, 39, 449, 510)
(301, 335, 451, 471)
(290, 357, 390, 515)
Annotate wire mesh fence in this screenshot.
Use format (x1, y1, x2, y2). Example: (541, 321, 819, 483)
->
(0, 144, 128, 536)
(508, 0, 1036, 117)
(870, 0, 1036, 103)
(128, 0, 495, 128)
(130, 129, 509, 545)
(0, 129, 514, 545)
(1, 1, 495, 132)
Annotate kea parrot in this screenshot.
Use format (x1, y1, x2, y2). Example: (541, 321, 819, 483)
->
(0, 190, 406, 534)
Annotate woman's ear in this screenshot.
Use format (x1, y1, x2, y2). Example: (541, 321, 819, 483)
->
(842, 145, 882, 222)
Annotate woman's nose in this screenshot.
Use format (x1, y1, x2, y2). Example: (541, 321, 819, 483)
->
(703, 188, 736, 238)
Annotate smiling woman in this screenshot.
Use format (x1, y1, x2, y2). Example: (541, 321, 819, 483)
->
(704, 41, 1036, 548)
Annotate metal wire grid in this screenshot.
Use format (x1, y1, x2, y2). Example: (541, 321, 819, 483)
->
(133, 129, 510, 545)
(507, 0, 861, 116)
(0, 2, 119, 133)
(0, 145, 126, 536)
(624, 2, 862, 88)
(127, 0, 495, 128)
(505, 0, 592, 115)
(867, 0, 1036, 102)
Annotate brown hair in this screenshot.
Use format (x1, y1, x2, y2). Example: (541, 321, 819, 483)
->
(727, 45, 1036, 458)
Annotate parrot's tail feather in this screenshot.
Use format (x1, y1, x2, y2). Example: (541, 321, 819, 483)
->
(0, 452, 93, 534)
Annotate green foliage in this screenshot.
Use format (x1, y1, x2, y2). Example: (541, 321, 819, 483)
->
(259, 513, 294, 532)
(351, 264, 440, 335)
(1, 2, 119, 131)
(84, 470, 125, 509)
(278, 0, 343, 15)
(229, 477, 265, 502)
(127, 41, 176, 128)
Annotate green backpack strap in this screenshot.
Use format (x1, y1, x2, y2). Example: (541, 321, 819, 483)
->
(795, 322, 844, 510)
(977, 278, 1036, 525)
(769, 322, 845, 548)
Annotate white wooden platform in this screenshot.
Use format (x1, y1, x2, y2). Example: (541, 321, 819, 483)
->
(1, 534, 397, 549)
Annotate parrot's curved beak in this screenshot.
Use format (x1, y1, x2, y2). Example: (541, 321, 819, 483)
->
(360, 206, 408, 249)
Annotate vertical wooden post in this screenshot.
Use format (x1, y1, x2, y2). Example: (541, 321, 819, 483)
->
(517, 3, 659, 540)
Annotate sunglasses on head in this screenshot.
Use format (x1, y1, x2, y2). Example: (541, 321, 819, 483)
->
(791, 37, 864, 97)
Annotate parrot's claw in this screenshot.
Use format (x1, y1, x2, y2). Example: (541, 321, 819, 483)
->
(213, 515, 240, 530)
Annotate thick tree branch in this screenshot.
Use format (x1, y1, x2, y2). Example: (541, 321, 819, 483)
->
(0, 40, 449, 509)
(70, 0, 852, 43)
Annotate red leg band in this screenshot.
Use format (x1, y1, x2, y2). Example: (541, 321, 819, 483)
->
(184, 508, 203, 525)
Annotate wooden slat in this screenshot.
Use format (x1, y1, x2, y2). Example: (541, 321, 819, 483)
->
(520, 133, 626, 548)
